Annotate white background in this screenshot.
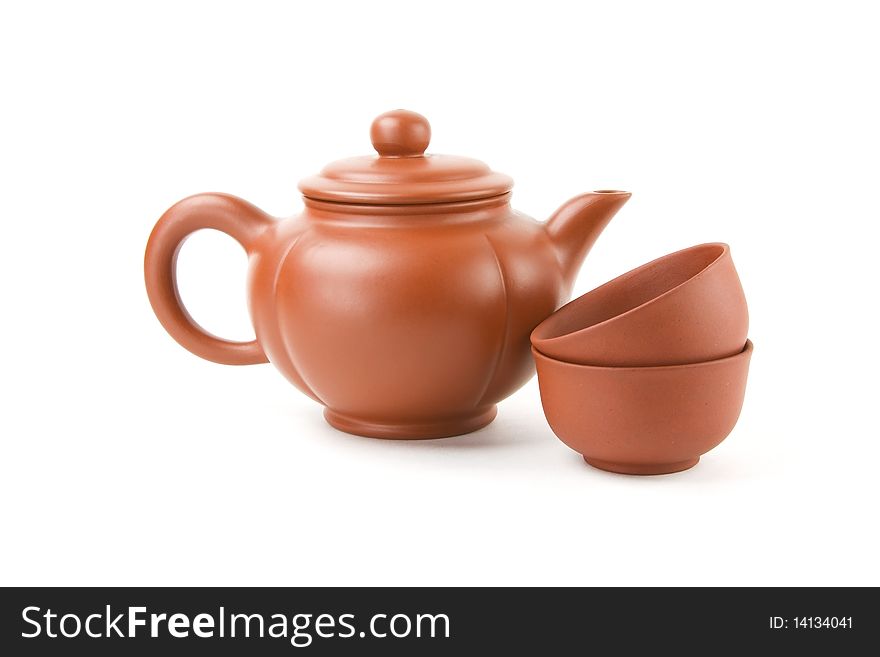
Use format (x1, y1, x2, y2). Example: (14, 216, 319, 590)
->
(2, 1, 878, 586)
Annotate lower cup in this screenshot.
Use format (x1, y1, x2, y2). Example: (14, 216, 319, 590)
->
(532, 341, 753, 474)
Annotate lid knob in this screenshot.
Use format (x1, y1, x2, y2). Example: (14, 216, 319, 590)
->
(370, 110, 431, 158)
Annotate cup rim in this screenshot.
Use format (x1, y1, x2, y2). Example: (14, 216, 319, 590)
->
(532, 339, 753, 372)
(532, 242, 731, 344)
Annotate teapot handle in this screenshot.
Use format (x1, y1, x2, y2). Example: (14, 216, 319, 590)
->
(144, 193, 273, 365)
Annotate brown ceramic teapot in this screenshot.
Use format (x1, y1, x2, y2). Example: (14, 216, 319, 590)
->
(145, 110, 630, 438)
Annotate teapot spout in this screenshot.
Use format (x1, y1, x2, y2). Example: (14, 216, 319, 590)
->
(544, 190, 631, 285)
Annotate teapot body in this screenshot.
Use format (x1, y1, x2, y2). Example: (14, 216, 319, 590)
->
(248, 195, 568, 438)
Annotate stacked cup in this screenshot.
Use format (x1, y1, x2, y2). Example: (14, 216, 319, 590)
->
(530, 243, 752, 474)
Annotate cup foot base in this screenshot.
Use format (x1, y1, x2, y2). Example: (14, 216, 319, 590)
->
(324, 406, 497, 440)
(583, 456, 700, 475)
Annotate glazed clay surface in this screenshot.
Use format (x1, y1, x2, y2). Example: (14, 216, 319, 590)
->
(533, 342, 753, 474)
(531, 243, 748, 366)
(144, 110, 630, 438)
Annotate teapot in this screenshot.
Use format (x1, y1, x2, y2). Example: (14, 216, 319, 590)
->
(145, 110, 630, 438)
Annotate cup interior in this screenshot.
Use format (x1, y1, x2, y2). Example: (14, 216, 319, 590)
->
(537, 243, 726, 339)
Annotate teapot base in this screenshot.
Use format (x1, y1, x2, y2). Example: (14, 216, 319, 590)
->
(323, 405, 497, 440)
(583, 456, 700, 475)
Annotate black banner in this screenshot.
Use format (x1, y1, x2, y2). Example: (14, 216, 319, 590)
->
(0, 587, 872, 654)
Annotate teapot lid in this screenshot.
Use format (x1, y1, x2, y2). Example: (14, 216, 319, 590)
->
(298, 110, 514, 204)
